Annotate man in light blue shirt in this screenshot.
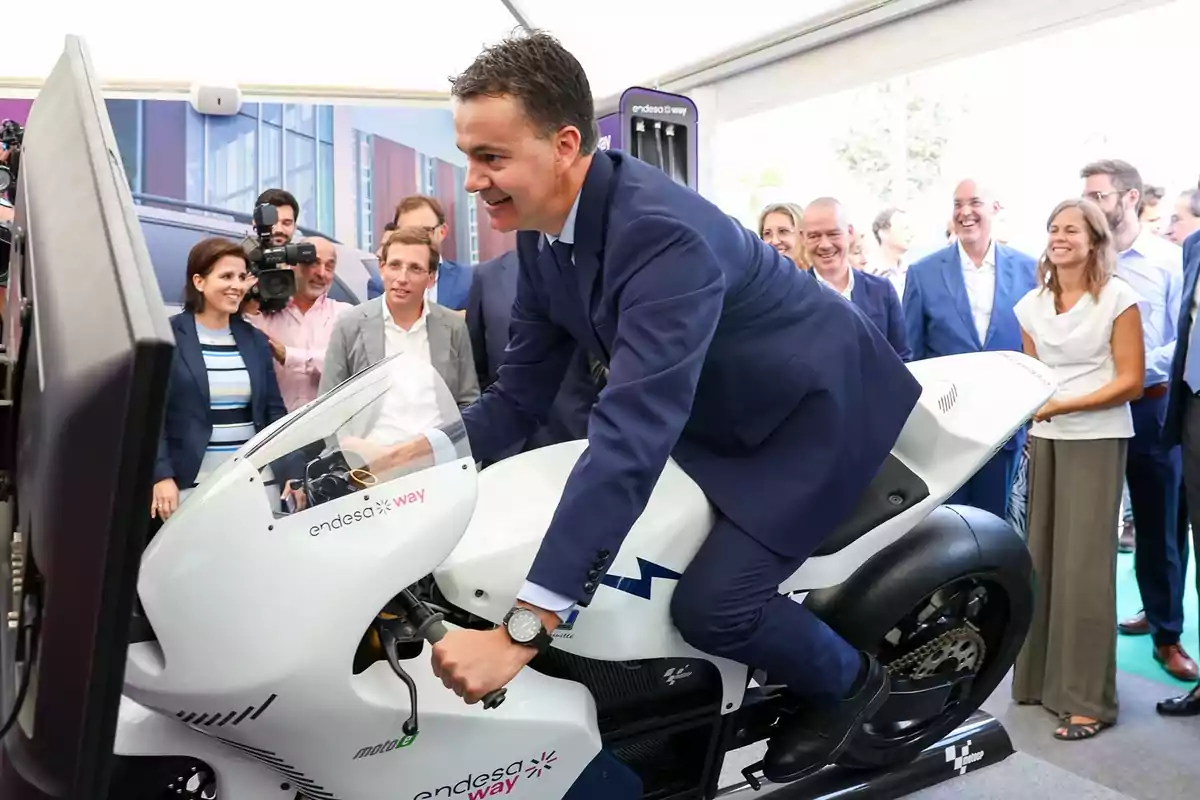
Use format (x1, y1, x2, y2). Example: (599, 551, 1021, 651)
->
(1081, 160, 1195, 682)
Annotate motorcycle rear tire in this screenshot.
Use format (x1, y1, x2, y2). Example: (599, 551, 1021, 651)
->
(836, 568, 1030, 770)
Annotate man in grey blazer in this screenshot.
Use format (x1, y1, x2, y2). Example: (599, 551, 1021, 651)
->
(319, 227, 479, 408)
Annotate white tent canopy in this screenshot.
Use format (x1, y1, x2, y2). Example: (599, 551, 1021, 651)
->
(4, 0, 874, 102)
(4, 0, 1176, 126)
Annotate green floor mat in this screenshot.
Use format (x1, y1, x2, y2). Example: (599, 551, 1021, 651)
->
(1115, 549, 1198, 689)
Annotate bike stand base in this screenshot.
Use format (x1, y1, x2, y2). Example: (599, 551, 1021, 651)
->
(722, 711, 1014, 799)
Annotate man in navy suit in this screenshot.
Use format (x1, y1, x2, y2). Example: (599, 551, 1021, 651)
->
(427, 32, 922, 782)
(902, 179, 1037, 517)
(366, 195, 473, 310)
(466, 248, 599, 461)
(802, 197, 911, 360)
(1160, 222, 1200, 714)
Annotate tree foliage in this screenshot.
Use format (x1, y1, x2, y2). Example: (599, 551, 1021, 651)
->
(832, 76, 959, 205)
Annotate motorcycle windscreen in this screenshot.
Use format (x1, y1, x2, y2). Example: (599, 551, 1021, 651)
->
(231, 352, 473, 517)
(0, 35, 174, 800)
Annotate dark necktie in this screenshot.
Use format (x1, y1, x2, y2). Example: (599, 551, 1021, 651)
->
(550, 239, 573, 271)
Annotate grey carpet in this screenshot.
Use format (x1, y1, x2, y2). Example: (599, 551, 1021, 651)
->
(715, 668, 1199, 798)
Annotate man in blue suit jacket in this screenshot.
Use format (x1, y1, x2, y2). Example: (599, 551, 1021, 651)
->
(428, 33, 922, 783)
(802, 197, 911, 360)
(366, 194, 474, 310)
(466, 248, 599, 461)
(1158, 224, 1200, 715)
(903, 179, 1037, 517)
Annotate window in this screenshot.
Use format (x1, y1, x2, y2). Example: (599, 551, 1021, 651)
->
(205, 112, 259, 213)
(468, 201, 479, 264)
(355, 131, 374, 251)
(106, 100, 143, 193)
(318, 142, 335, 234)
(425, 156, 436, 196)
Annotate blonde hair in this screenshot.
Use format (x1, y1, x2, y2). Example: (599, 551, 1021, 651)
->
(759, 202, 809, 269)
(1038, 198, 1117, 300)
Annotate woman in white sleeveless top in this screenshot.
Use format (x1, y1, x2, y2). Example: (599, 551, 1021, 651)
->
(1010, 198, 1145, 741)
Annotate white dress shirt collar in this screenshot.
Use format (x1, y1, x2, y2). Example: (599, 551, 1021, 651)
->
(813, 266, 855, 300)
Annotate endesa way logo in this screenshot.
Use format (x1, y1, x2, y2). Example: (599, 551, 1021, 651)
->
(309, 489, 426, 536)
(412, 750, 557, 799)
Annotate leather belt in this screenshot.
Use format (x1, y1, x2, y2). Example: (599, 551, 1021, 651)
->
(1143, 383, 1169, 399)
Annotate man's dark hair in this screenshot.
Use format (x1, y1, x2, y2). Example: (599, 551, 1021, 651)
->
(255, 188, 299, 220)
(1079, 159, 1143, 197)
(872, 207, 902, 244)
(450, 30, 598, 155)
(183, 237, 249, 311)
(394, 194, 447, 227)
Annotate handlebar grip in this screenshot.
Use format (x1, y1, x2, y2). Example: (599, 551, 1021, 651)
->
(421, 618, 448, 644)
(421, 618, 506, 710)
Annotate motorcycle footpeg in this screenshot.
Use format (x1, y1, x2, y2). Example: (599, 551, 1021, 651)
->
(741, 761, 765, 791)
(481, 688, 506, 710)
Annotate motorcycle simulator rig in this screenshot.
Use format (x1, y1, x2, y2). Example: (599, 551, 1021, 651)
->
(108, 349, 1052, 800)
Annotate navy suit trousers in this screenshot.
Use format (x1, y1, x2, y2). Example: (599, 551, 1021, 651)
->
(1127, 391, 1185, 647)
(948, 440, 1021, 520)
(670, 514, 861, 706)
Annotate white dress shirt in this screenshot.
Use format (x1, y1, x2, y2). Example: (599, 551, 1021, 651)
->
(813, 266, 855, 300)
(373, 300, 458, 463)
(959, 240, 997, 345)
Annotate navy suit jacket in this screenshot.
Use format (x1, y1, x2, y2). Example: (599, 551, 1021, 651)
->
(466, 249, 598, 460)
(1164, 228, 1200, 447)
(367, 258, 474, 310)
(462, 151, 922, 604)
(849, 270, 911, 361)
(902, 241, 1036, 451)
(154, 312, 290, 487)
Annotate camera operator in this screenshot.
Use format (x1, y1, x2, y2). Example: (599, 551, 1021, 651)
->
(242, 189, 299, 316)
(246, 235, 351, 411)
(257, 188, 298, 246)
(0, 127, 21, 313)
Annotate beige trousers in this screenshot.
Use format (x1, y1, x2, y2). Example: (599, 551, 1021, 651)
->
(1010, 435, 1127, 724)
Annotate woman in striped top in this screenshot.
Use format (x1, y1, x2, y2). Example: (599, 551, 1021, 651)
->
(152, 238, 290, 521)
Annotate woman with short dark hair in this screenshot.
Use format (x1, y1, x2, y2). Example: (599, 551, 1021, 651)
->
(151, 237, 290, 520)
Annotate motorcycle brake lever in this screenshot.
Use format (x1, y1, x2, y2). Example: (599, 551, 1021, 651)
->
(378, 621, 421, 735)
(391, 589, 508, 710)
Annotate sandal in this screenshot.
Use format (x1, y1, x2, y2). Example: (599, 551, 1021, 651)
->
(1054, 716, 1110, 741)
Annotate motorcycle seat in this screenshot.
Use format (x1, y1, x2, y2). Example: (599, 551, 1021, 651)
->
(811, 454, 929, 556)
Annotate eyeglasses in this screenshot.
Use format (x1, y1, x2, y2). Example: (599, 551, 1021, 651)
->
(383, 263, 431, 278)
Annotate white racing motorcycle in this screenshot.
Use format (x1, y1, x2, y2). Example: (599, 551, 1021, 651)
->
(110, 349, 1054, 800)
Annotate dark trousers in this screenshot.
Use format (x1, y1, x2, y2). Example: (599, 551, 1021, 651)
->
(948, 441, 1021, 519)
(1127, 391, 1185, 647)
(1177, 393, 1200, 647)
(670, 514, 861, 707)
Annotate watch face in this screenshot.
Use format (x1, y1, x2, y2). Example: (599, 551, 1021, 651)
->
(507, 609, 543, 644)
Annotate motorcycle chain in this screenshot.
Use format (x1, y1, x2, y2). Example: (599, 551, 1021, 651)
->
(884, 623, 987, 677)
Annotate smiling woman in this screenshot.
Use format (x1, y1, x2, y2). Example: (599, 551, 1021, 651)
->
(151, 237, 294, 527)
(1010, 197, 1145, 742)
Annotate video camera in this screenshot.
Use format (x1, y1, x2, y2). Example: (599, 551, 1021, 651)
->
(240, 202, 316, 313)
(0, 119, 24, 204)
(0, 119, 23, 290)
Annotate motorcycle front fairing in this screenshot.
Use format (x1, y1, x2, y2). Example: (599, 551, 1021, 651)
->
(118, 354, 603, 800)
